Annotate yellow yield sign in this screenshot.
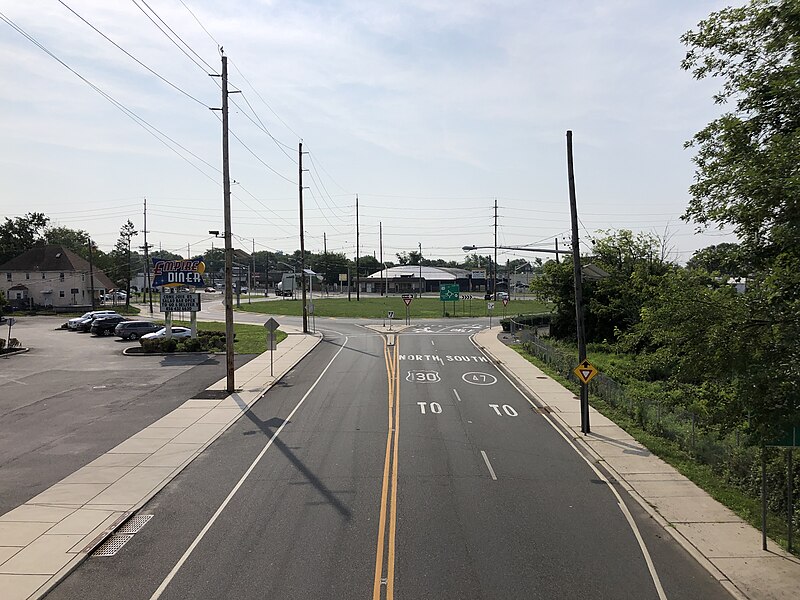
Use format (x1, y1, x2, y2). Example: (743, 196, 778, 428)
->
(573, 359, 598, 385)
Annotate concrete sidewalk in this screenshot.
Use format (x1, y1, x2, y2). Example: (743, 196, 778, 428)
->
(475, 326, 800, 600)
(0, 328, 321, 600)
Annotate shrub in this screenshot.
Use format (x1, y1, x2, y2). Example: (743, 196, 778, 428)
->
(175, 337, 204, 353)
(0, 339, 4, 350)
(160, 338, 177, 353)
(140, 338, 161, 353)
(7, 338, 20, 348)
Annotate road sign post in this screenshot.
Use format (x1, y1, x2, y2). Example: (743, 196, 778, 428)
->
(573, 359, 598, 435)
(440, 284, 460, 318)
(487, 301, 495, 328)
(402, 294, 413, 325)
(264, 318, 279, 376)
(4, 317, 16, 358)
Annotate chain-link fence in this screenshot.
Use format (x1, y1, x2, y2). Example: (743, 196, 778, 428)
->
(517, 330, 738, 461)
(515, 330, 799, 544)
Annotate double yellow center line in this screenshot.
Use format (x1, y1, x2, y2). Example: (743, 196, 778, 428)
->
(373, 337, 400, 600)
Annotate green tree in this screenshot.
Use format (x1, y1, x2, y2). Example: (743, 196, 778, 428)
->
(0, 213, 49, 263)
(531, 230, 671, 344)
(681, 0, 800, 437)
(686, 243, 749, 277)
(681, 0, 800, 264)
(309, 252, 349, 286)
(357, 255, 381, 276)
(43, 226, 91, 259)
(110, 220, 137, 306)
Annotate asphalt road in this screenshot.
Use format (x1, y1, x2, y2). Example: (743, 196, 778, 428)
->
(44, 320, 732, 599)
(0, 316, 255, 516)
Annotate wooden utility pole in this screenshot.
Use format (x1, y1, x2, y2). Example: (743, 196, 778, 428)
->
(323, 232, 327, 254)
(567, 130, 589, 434)
(142, 198, 153, 314)
(380, 221, 384, 296)
(299, 142, 308, 333)
(555, 237, 560, 264)
(87, 237, 96, 309)
(418, 242, 423, 298)
(356, 194, 360, 301)
(220, 52, 236, 392)
(493, 198, 498, 300)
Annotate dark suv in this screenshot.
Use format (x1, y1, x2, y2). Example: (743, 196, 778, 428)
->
(114, 320, 161, 340)
(76, 312, 122, 332)
(90, 315, 129, 336)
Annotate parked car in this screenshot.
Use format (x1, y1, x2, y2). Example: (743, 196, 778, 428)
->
(67, 310, 117, 330)
(140, 326, 192, 341)
(114, 320, 162, 340)
(204, 287, 217, 293)
(90, 315, 129, 336)
(103, 291, 127, 302)
(76, 312, 122, 332)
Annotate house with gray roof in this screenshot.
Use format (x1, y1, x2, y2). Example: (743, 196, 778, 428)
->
(0, 245, 114, 310)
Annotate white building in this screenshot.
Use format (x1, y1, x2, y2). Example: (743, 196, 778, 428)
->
(0, 245, 115, 310)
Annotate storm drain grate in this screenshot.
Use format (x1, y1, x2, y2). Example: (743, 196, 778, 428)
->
(117, 514, 153, 534)
(91, 514, 153, 557)
(533, 406, 553, 414)
(92, 533, 133, 557)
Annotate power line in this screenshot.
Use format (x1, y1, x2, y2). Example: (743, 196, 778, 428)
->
(0, 12, 221, 184)
(130, 0, 214, 74)
(57, 0, 210, 108)
(209, 110, 296, 185)
(229, 59, 303, 141)
(178, 0, 219, 47)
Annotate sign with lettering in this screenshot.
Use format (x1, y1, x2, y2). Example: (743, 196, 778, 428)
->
(159, 292, 201, 313)
(152, 258, 206, 288)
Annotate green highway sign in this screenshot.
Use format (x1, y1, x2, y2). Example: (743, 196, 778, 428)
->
(767, 426, 799, 448)
(440, 284, 460, 301)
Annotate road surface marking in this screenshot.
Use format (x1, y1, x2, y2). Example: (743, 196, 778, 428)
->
(469, 335, 668, 600)
(374, 338, 401, 600)
(148, 336, 350, 600)
(431, 340, 435, 346)
(480, 450, 498, 480)
(453, 389, 462, 402)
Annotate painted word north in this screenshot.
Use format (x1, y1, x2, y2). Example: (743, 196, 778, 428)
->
(399, 354, 488, 363)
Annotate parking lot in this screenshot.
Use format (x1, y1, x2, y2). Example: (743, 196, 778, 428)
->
(0, 316, 255, 517)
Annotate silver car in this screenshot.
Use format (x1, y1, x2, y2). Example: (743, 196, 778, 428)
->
(140, 326, 192, 340)
(67, 310, 117, 330)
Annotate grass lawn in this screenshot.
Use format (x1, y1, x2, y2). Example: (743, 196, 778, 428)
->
(238, 296, 551, 319)
(174, 320, 287, 354)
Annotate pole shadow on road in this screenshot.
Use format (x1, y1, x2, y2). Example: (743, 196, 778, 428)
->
(242, 409, 353, 519)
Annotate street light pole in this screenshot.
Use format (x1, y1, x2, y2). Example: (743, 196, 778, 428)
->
(418, 242, 423, 298)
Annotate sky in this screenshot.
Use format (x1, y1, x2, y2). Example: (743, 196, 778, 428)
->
(0, 0, 739, 265)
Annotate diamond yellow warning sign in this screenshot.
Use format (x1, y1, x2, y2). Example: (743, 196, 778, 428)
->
(573, 359, 598, 385)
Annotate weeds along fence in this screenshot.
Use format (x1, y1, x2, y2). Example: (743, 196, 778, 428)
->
(515, 326, 733, 459)
(512, 325, 798, 534)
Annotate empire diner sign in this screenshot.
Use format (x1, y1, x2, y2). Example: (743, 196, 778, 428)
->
(152, 258, 206, 288)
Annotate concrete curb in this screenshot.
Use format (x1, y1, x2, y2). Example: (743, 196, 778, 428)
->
(1, 332, 321, 600)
